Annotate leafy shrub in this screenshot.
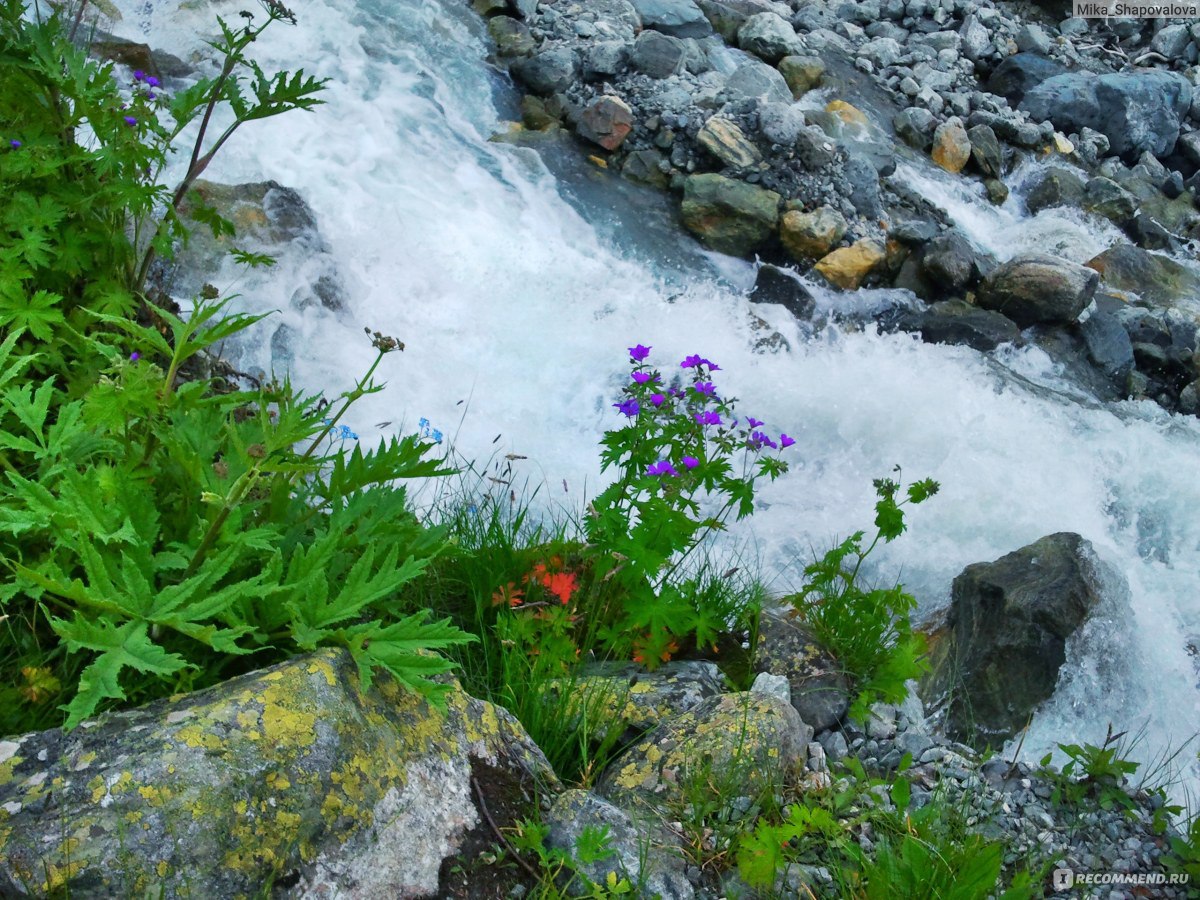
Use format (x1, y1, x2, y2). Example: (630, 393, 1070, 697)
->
(789, 472, 938, 720)
(1038, 723, 1142, 813)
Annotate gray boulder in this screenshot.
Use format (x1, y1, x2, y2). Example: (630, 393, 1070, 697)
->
(749, 264, 817, 320)
(737, 11, 804, 63)
(914, 300, 1022, 352)
(1020, 70, 1193, 160)
(976, 254, 1098, 327)
(680, 174, 780, 256)
(925, 533, 1104, 746)
(631, 30, 688, 78)
(984, 53, 1067, 106)
(629, 0, 713, 38)
(1023, 167, 1086, 214)
(719, 59, 793, 104)
(754, 609, 851, 733)
(512, 47, 579, 94)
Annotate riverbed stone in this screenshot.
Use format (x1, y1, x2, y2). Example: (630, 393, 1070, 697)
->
(780, 206, 847, 263)
(976, 254, 1098, 327)
(749, 263, 817, 320)
(631, 30, 687, 78)
(925, 533, 1104, 747)
(1086, 244, 1200, 310)
(894, 106, 936, 150)
(512, 47, 579, 94)
(1082, 176, 1137, 225)
(0, 649, 558, 898)
(720, 59, 793, 104)
(680, 173, 780, 256)
(737, 11, 803, 63)
(813, 239, 887, 290)
(488, 16, 535, 57)
(630, 0, 712, 38)
(1024, 167, 1086, 214)
(968, 124, 1003, 179)
(697, 116, 762, 168)
(778, 54, 825, 98)
(578, 96, 636, 150)
(914, 300, 1022, 351)
(931, 117, 971, 174)
(985, 52, 1067, 106)
(598, 693, 810, 812)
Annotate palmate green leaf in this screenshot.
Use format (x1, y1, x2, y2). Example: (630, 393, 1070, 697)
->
(2, 376, 54, 447)
(737, 822, 788, 888)
(0, 289, 64, 341)
(338, 611, 475, 697)
(47, 615, 190, 728)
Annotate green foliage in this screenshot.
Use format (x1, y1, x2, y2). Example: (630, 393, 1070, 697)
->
(0, 2, 470, 733)
(790, 471, 938, 720)
(508, 819, 635, 898)
(1038, 723, 1143, 813)
(1164, 811, 1200, 885)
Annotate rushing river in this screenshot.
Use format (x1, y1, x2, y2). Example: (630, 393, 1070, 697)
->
(115, 0, 1200, 800)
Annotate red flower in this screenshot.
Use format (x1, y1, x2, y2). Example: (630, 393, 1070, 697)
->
(542, 571, 578, 604)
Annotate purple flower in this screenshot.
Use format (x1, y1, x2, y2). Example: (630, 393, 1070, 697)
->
(650, 393, 666, 406)
(124, 116, 138, 127)
(746, 417, 764, 428)
(692, 381, 715, 396)
(629, 344, 651, 362)
(646, 460, 678, 477)
(8, 140, 20, 149)
(129, 351, 140, 361)
(146, 92, 156, 100)
(146, 76, 160, 87)
(133, 69, 145, 82)
(695, 411, 722, 426)
(681, 354, 704, 368)
(750, 430, 778, 450)
(614, 399, 640, 417)
(780, 433, 795, 449)
(682, 456, 699, 469)
(631, 371, 657, 384)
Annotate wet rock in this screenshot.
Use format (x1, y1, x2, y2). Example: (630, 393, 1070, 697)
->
(914, 300, 1022, 351)
(984, 178, 1009, 205)
(780, 206, 847, 263)
(976, 254, 1098, 327)
(757, 102, 806, 147)
(1024, 167, 1085, 214)
(521, 94, 560, 129)
(696, 0, 746, 42)
(749, 264, 817, 320)
(1126, 214, 1181, 252)
(630, 0, 713, 38)
(697, 116, 762, 168)
(778, 54, 825, 98)
(925, 533, 1104, 746)
(1086, 244, 1200, 310)
(488, 15, 536, 56)
(894, 107, 937, 151)
(921, 231, 987, 296)
(598, 693, 810, 810)
(755, 609, 851, 733)
(1020, 71, 1193, 161)
(631, 30, 687, 78)
(680, 173, 780, 256)
(1082, 176, 1137, 226)
(622, 148, 670, 187)
(512, 47, 579, 94)
(844, 155, 883, 219)
(474, 0, 507, 15)
(546, 791, 693, 898)
(578, 96, 636, 151)
(1079, 304, 1136, 390)
(814, 239, 887, 290)
(583, 40, 631, 79)
(558, 661, 727, 739)
(931, 117, 971, 174)
(984, 53, 1067, 106)
(1016, 23, 1051, 55)
(737, 11, 804, 63)
(968, 124, 1003, 179)
(91, 38, 191, 79)
(720, 59, 793, 104)
(0, 650, 558, 898)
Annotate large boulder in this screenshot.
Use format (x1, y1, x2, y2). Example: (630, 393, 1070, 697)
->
(697, 116, 763, 168)
(0, 650, 557, 898)
(925, 533, 1104, 746)
(629, 0, 712, 38)
(512, 47, 580, 93)
(598, 693, 810, 812)
(1086, 244, 1200, 311)
(779, 206, 847, 263)
(631, 30, 687, 78)
(578, 96, 635, 150)
(813, 239, 887, 290)
(754, 610, 851, 733)
(931, 118, 971, 174)
(719, 59, 793, 104)
(748, 264, 817, 320)
(984, 52, 1067, 106)
(1019, 70, 1193, 161)
(680, 174, 780, 257)
(912, 300, 1022, 352)
(976, 254, 1098, 327)
(777, 55, 825, 98)
(736, 11, 803, 63)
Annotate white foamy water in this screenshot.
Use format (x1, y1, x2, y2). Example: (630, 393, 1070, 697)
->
(116, 0, 1200, 797)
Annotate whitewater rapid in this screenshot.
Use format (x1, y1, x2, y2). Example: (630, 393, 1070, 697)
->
(115, 0, 1200, 799)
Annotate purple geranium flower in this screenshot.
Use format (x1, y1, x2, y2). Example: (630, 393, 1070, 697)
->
(650, 393, 666, 406)
(133, 69, 145, 82)
(146, 76, 160, 87)
(613, 398, 640, 417)
(682, 456, 699, 469)
(124, 116, 138, 126)
(746, 417, 764, 428)
(780, 433, 795, 449)
(9, 140, 20, 149)
(646, 460, 678, 477)
(695, 411, 722, 426)
(129, 351, 140, 361)
(692, 381, 715, 396)
(750, 430, 778, 450)
(632, 371, 657, 384)
(629, 344, 651, 362)
(681, 354, 704, 368)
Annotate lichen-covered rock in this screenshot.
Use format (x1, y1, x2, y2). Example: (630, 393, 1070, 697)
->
(754, 609, 850, 733)
(813, 238, 886, 290)
(696, 116, 761, 169)
(598, 692, 809, 812)
(680, 173, 780, 257)
(557, 661, 727, 740)
(1086, 244, 1200, 312)
(777, 54, 825, 98)
(546, 790, 693, 899)
(0, 650, 558, 898)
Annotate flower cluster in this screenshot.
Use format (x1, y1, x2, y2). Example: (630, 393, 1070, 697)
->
(492, 557, 580, 608)
(417, 416, 443, 444)
(321, 418, 359, 441)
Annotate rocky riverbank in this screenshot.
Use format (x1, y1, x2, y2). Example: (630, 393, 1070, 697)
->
(477, 0, 1200, 415)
